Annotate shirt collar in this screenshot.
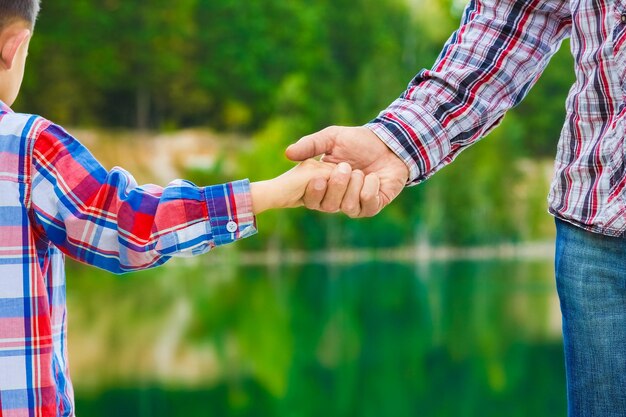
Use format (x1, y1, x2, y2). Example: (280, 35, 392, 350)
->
(0, 100, 14, 114)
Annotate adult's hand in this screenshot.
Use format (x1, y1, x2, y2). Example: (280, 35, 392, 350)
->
(285, 126, 409, 217)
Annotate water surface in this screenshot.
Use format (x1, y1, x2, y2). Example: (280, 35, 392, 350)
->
(67, 255, 565, 417)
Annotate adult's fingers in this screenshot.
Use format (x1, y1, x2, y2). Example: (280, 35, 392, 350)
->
(285, 126, 338, 162)
(340, 170, 365, 218)
(302, 176, 328, 210)
(319, 162, 352, 213)
(359, 173, 381, 218)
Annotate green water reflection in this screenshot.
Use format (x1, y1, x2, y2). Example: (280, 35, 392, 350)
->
(68, 256, 565, 417)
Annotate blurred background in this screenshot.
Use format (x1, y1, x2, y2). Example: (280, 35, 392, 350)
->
(16, 0, 575, 415)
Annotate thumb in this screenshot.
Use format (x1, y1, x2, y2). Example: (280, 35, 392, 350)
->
(285, 127, 337, 161)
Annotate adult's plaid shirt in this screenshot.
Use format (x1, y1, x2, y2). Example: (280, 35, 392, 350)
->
(369, 0, 626, 236)
(0, 100, 256, 416)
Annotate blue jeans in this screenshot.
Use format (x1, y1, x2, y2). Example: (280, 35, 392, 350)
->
(555, 218, 626, 416)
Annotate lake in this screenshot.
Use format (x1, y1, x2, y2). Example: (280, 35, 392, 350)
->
(65, 248, 566, 417)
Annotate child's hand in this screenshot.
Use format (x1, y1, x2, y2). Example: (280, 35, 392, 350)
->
(251, 159, 349, 214)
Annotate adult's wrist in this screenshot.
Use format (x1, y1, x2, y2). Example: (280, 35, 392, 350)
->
(365, 123, 414, 184)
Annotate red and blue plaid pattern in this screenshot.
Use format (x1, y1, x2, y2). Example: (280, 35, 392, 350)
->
(369, 0, 626, 236)
(0, 100, 256, 416)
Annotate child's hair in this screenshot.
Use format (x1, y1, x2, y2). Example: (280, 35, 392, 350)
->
(0, 0, 40, 30)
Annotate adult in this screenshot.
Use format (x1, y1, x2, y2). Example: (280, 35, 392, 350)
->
(286, 1, 626, 415)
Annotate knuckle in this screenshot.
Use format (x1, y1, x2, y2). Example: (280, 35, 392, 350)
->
(329, 176, 349, 187)
(325, 125, 343, 139)
(361, 209, 377, 218)
(361, 191, 375, 202)
(341, 198, 361, 216)
(303, 193, 323, 209)
(306, 180, 326, 194)
(342, 203, 356, 213)
(303, 200, 320, 210)
(320, 201, 339, 213)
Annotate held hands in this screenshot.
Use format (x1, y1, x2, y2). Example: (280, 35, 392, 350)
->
(250, 126, 409, 216)
(285, 126, 409, 217)
(250, 159, 347, 214)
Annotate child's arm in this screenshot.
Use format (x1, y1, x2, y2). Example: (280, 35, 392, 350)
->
(30, 124, 339, 274)
(249, 159, 337, 214)
(30, 124, 259, 274)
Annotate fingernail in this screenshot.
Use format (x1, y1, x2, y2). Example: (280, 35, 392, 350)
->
(338, 163, 351, 174)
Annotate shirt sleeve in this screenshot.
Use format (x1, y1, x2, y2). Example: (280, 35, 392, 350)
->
(367, 0, 572, 185)
(29, 123, 257, 274)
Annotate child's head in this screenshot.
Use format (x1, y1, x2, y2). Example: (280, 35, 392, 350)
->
(0, 0, 40, 30)
(0, 0, 40, 106)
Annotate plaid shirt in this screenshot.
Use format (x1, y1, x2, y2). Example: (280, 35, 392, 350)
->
(0, 100, 256, 416)
(369, 0, 626, 236)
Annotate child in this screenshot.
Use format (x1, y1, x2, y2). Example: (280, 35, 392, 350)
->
(0, 2, 350, 416)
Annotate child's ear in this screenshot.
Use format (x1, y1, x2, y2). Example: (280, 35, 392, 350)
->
(0, 28, 31, 70)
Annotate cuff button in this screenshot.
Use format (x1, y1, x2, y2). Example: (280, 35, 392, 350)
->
(226, 221, 238, 233)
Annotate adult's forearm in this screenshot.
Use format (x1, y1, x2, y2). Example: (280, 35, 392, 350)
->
(368, 0, 572, 185)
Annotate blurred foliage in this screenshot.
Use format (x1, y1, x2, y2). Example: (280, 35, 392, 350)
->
(15, 0, 574, 247)
(19, 0, 572, 136)
(20, 0, 412, 131)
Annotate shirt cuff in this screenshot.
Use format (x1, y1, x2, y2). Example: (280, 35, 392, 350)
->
(204, 179, 257, 247)
(366, 98, 450, 186)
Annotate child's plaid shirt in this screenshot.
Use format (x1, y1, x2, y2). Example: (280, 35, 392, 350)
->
(0, 100, 256, 416)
